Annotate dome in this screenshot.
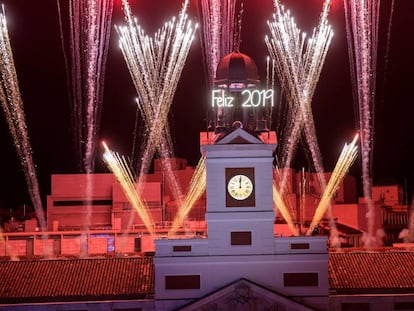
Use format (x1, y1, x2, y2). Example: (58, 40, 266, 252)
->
(214, 51, 260, 92)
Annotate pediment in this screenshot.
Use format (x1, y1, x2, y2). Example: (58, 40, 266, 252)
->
(178, 278, 314, 311)
(217, 128, 263, 145)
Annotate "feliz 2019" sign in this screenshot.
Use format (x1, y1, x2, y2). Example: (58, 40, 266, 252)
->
(211, 89, 274, 108)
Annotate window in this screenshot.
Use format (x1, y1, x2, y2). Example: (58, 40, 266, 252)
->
(165, 275, 200, 290)
(283, 272, 318, 287)
(7, 236, 30, 241)
(173, 245, 192, 252)
(395, 302, 414, 310)
(290, 243, 310, 249)
(231, 231, 252, 245)
(53, 200, 112, 206)
(341, 302, 370, 311)
(134, 237, 141, 252)
(108, 237, 115, 252)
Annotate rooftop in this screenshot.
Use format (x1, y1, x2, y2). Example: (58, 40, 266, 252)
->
(1, 248, 414, 304)
(0, 255, 154, 304)
(329, 248, 414, 294)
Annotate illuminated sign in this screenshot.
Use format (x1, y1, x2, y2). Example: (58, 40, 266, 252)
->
(211, 89, 274, 108)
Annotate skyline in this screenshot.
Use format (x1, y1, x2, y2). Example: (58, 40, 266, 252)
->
(0, 0, 413, 210)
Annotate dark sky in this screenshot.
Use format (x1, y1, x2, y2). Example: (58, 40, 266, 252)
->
(0, 0, 413, 211)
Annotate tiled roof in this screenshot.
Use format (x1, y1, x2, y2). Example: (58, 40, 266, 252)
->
(2, 249, 414, 304)
(0, 256, 154, 304)
(329, 250, 414, 294)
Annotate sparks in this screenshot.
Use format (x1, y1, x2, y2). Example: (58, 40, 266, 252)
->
(272, 181, 298, 236)
(60, 0, 114, 173)
(116, 0, 197, 208)
(102, 141, 155, 237)
(306, 134, 359, 236)
(0, 7, 47, 234)
(169, 156, 207, 236)
(265, 0, 333, 223)
(199, 0, 239, 127)
(344, 0, 380, 247)
(199, 0, 238, 86)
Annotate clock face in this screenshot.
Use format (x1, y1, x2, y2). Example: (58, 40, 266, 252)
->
(227, 174, 254, 200)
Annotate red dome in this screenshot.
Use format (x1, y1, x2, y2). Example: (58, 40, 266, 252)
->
(214, 51, 260, 91)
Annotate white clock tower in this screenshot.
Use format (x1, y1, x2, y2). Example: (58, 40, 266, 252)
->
(203, 128, 276, 256)
(154, 128, 329, 311)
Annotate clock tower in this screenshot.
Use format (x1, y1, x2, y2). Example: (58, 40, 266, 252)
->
(154, 50, 329, 310)
(202, 128, 277, 255)
(154, 128, 329, 311)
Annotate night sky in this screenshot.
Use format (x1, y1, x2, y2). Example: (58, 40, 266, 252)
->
(0, 0, 413, 212)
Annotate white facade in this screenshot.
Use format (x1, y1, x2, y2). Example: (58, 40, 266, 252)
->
(154, 129, 329, 310)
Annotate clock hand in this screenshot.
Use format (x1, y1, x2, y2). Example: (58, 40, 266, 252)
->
(239, 176, 242, 188)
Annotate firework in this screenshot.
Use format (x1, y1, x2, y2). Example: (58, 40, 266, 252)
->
(0, 7, 46, 233)
(198, 0, 239, 126)
(169, 156, 207, 236)
(265, 0, 333, 219)
(117, 0, 197, 208)
(272, 181, 298, 236)
(102, 142, 155, 236)
(344, 0, 380, 246)
(59, 0, 114, 173)
(306, 134, 359, 236)
(198, 0, 237, 86)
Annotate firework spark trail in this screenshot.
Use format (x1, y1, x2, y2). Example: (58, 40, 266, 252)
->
(62, 0, 113, 231)
(65, 0, 113, 173)
(102, 142, 155, 237)
(272, 168, 297, 224)
(265, 0, 333, 219)
(382, 0, 394, 96)
(300, 2, 333, 178)
(266, 7, 305, 217)
(169, 156, 206, 236)
(267, 0, 333, 183)
(116, 20, 172, 174)
(142, 4, 196, 176)
(307, 134, 359, 236)
(117, 2, 181, 159)
(344, 0, 380, 247)
(117, 0, 197, 206)
(199, 0, 237, 123)
(0, 8, 47, 234)
(199, 0, 236, 86)
(272, 181, 298, 236)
